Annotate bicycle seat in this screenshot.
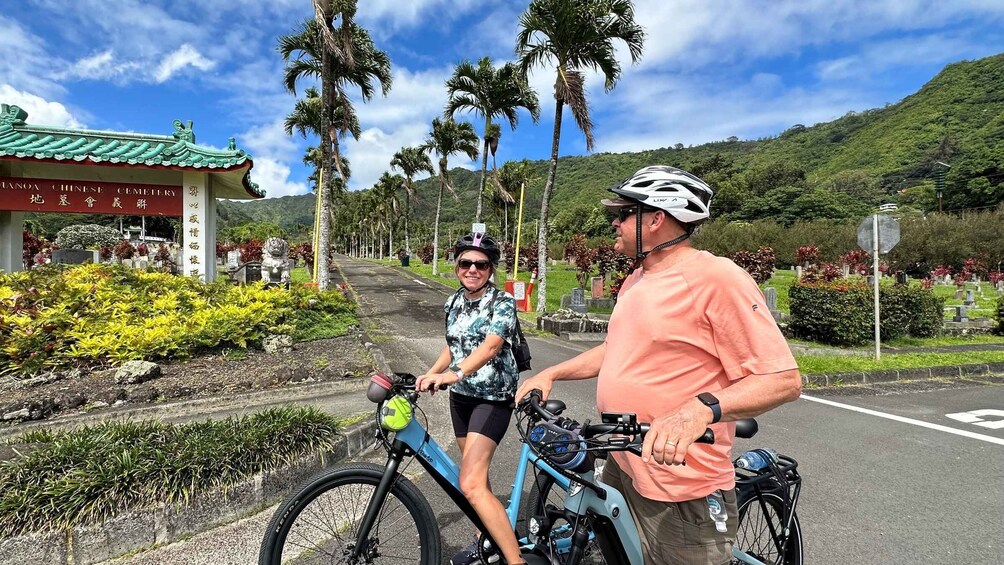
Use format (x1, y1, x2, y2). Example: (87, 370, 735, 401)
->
(735, 418, 758, 439)
(543, 399, 566, 416)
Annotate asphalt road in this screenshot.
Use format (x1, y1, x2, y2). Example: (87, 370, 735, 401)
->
(335, 255, 1003, 565)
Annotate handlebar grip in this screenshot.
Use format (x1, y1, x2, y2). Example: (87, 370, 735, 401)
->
(637, 425, 714, 444)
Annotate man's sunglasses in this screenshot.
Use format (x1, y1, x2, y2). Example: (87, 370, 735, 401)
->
(608, 205, 656, 223)
(457, 259, 491, 271)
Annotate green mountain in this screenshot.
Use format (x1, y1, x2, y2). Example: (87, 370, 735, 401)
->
(224, 52, 1004, 237)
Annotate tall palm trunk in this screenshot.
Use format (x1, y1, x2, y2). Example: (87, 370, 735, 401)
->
(537, 98, 564, 313)
(316, 50, 334, 289)
(388, 222, 393, 261)
(432, 169, 446, 276)
(475, 115, 491, 222)
(404, 194, 412, 254)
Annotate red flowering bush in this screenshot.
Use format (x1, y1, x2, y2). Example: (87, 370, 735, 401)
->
(730, 247, 776, 285)
(21, 231, 44, 270)
(796, 245, 819, 266)
(113, 240, 136, 260)
(931, 265, 953, 279)
(238, 239, 263, 263)
(99, 246, 113, 261)
(417, 243, 434, 264)
(989, 271, 1004, 287)
(519, 244, 539, 273)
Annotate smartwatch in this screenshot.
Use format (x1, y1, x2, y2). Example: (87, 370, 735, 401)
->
(450, 365, 465, 382)
(697, 392, 722, 424)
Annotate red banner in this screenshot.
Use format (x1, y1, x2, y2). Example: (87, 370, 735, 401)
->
(0, 177, 182, 216)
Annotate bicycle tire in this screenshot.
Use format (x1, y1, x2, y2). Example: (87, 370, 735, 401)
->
(259, 462, 441, 565)
(733, 492, 803, 565)
(519, 471, 606, 565)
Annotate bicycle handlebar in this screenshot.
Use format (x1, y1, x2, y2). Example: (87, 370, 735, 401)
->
(519, 390, 715, 451)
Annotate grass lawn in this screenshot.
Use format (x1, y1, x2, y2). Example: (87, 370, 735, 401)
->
(796, 350, 1004, 375)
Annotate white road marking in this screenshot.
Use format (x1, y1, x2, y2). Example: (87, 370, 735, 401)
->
(800, 394, 1004, 446)
(412, 279, 428, 287)
(946, 409, 1004, 430)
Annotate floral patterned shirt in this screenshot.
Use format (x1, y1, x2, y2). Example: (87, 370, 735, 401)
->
(444, 286, 518, 401)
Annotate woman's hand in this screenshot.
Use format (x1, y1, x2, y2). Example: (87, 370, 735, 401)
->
(415, 370, 461, 394)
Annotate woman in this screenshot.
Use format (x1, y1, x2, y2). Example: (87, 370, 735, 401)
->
(415, 232, 526, 565)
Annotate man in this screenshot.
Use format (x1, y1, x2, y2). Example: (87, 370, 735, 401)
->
(515, 165, 801, 564)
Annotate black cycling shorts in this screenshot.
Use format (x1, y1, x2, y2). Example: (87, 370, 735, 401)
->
(449, 390, 514, 445)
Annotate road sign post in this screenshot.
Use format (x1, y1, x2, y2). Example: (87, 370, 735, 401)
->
(857, 214, 901, 360)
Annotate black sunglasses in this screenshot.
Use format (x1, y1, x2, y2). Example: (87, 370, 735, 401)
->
(609, 206, 656, 223)
(457, 259, 491, 271)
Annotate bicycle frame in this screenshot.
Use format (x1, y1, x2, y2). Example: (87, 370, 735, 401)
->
(353, 405, 770, 565)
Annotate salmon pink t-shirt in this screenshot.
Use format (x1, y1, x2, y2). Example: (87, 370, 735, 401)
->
(596, 250, 797, 502)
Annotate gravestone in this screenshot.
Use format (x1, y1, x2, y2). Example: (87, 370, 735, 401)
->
(52, 249, 94, 265)
(795, 266, 803, 280)
(227, 250, 240, 270)
(232, 262, 261, 284)
(591, 277, 604, 299)
(135, 257, 149, 270)
(867, 276, 874, 286)
(953, 305, 968, 322)
(842, 264, 850, 278)
(955, 288, 965, 300)
(447, 251, 455, 262)
(964, 290, 976, 307)
(764, 287, 778, 314)
(569, 287, 587, 313)
(895, 271, 908, 285)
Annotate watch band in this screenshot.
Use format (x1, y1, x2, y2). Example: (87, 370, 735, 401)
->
(451, 365, 465, 381)
(697, 392, 722, 424)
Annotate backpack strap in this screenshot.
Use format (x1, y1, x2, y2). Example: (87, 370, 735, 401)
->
(445, 288, 464, 333)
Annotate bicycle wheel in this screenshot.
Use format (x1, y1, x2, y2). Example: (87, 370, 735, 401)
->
(733, 492, 803, 565)
(260, 462, 441, 565)
(518, 471, 605, 565)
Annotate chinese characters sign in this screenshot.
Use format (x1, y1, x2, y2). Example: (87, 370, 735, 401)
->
(0, 177, 181, 216)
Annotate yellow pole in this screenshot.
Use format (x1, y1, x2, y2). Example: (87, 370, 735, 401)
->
(312, 168, 323, 282)
(512, 181, 526, 280)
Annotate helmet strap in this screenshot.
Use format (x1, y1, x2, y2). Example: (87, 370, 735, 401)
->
(632, 219, 691, 269)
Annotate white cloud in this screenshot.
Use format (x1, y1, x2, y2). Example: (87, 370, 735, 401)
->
(0, 85, 84, 129)
(238, 119, 300, 162)
(249, 157, 309, 199)
(154, 44, 215, 83)
(355, 0, 481, 36)
(816, 34, 983, 81)
(0, 16, 63, 97)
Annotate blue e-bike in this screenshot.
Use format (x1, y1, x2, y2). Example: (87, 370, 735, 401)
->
(259, 372, 802, 565)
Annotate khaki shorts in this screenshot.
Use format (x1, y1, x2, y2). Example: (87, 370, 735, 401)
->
(597, 457, 738, 565)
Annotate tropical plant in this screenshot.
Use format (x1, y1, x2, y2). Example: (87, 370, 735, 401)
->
(516, 0, 644, 311)
(444, 56, 540, 222)
(421, 118, 480, 276)
(278, 3, 391, 288)
(390, 146, 435, 254)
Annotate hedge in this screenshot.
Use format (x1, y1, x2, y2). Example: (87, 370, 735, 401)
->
(790, 281, 944, 345)
(998, 296, 1004, 334)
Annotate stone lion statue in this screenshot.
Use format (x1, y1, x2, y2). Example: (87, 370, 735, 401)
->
(261, 237, 291, 287)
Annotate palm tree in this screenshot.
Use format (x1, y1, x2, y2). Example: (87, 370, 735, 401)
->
(516, 0, 644, 311)
(279, 6, 392, 288)
(390, 146, 435, 255)
(372, 172, 405, 257)
(490, 159, 535, 246)
(445, 56, 540, 223)
(422, 118, 480, 276)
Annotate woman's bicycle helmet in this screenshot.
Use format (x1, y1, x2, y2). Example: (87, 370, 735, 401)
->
(454, 232, 501, 265)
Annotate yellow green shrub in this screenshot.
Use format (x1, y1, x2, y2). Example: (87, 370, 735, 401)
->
(0, 264, 355, 375)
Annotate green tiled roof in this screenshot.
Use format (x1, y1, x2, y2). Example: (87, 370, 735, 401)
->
(0, 103, 263, 198)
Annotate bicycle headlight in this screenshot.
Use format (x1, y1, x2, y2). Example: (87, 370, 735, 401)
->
(380, 395, 412, 431)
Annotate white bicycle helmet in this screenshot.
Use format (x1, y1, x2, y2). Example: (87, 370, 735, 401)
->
(606, 165, 713, 226)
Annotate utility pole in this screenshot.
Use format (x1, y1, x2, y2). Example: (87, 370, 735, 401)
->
(935, 161, 950, 213)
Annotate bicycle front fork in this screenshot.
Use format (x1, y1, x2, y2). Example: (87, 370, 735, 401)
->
(349, 452, 403, 562)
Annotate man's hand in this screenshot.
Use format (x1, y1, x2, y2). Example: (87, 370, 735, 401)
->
(641, 398, 714, 465)
(515, 370, 556, 402)
(414, 371, 460, 394)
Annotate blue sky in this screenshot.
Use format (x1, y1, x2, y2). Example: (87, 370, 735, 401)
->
(2, 1, 1003, 199)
